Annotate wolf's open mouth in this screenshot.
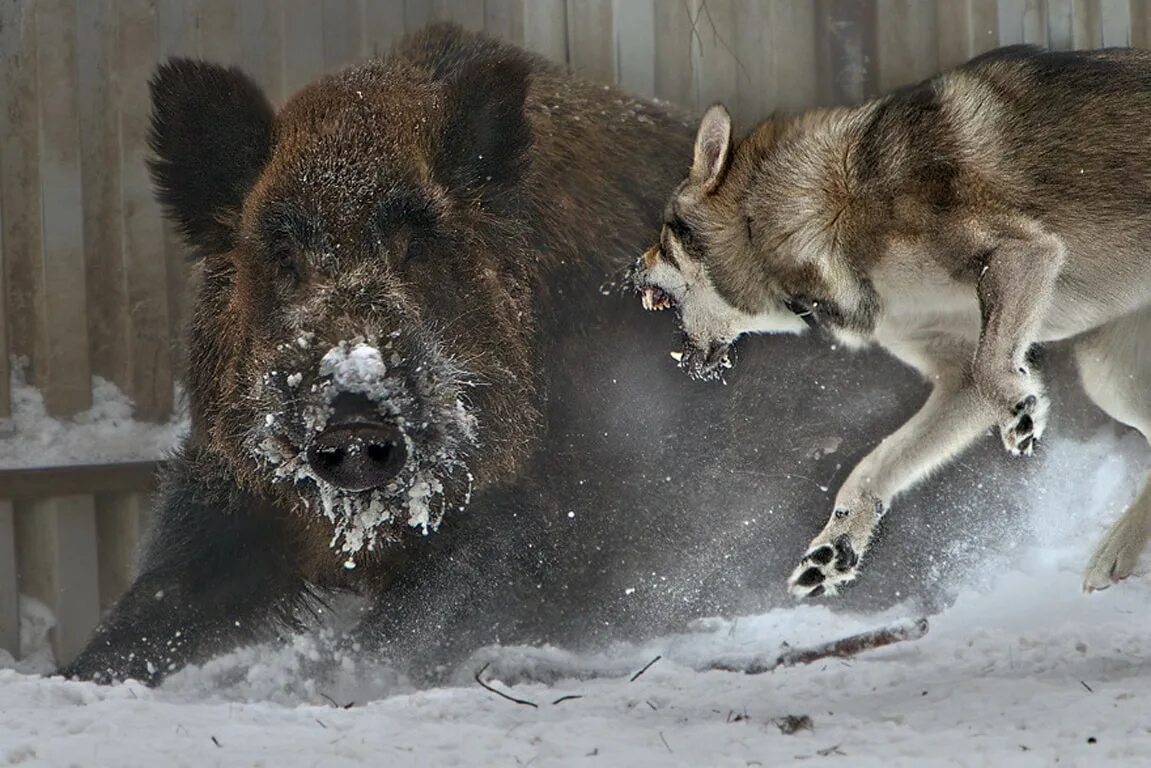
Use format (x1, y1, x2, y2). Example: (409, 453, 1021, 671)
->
(641, 286, 674, 311)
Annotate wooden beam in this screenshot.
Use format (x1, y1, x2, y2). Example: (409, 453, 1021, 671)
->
(0, 462, 161, 500)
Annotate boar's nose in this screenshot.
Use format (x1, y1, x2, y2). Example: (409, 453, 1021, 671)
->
(306, 393, 407, 491)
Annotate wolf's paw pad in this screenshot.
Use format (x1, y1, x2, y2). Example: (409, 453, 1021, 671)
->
(787, 534, 859, 599)
(1000, 393, 1047, 456)
(1083, 520, 1148, 592)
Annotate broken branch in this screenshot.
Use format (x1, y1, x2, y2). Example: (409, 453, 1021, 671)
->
(704, 617, 929, 675)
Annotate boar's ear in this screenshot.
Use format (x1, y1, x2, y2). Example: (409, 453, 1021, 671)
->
(148, 58, 275, 256)
(438, 55, 533, 197)
(691, 103, 733, 195)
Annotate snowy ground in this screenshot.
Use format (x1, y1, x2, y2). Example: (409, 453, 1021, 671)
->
(3, 426, 1151, 766)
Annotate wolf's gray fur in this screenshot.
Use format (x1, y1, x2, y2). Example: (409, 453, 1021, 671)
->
(632, 45, 1151, 597)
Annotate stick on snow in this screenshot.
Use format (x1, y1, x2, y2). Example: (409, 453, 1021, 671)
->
(703, 617, 929, 675)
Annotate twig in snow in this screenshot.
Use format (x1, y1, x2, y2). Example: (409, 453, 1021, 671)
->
(551, 694, 584, 705)
(704, 617, 929, 675)
(210, 736, 221, 748)
(1080, 680, 1094, 693)
(773, 714, 813, 735)
(630, 655, 662, 682)
(659, 731, 673, 753)
(474, 663, 539, 708)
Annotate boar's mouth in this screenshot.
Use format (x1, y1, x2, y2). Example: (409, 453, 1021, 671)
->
(252, 333, 478, 562)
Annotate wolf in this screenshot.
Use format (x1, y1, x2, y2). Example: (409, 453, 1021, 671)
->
(630, 45, 1151, 598)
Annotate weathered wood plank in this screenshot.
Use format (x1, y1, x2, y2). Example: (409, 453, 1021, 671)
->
(613, 0, 655, 98)
(404, 0, 432, 32)
(36, 0, 92, 416)
(1021, 0, 1049, 44)
(877, 0, 938, 91)
(0, 462, 161, 500)
(322, 0, 364, 71)
(937, 0, 972, 69)
(157, 0, 200, 376)
(0, 501, 17, 657)
(199, 0, 239, 64)
(239, 0, 283, 97)
(693, 0, 739, 116)
(431, 0, 484, 30)
(1100, 0, 1131, 45)
(0, 0, 44, 392)
(95, 492, 146, 612)
(1133, 0, 1151, 46)
(566, 0, 614, 83)
(968, 0, 1000, 54)
(485, 0, 526, 45)
(770, 0, 820, 113)
(119, 0, 173, 422)
(1048, 0, 1075, 48)
(654, 0, 697, 108)
(363, 0, 407, 58)
(817, 0, 879, 105)
(0, 163, 7, 420)
(1072, 0, 1104, 47)
(14, 495, 101, 665)
(522, 0, 567, 63)
(78, 1, 129, 400)
(731, 0, 773, 127)
(281, 0, 327, 96)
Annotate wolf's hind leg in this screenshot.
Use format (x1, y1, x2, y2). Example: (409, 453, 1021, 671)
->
(1076, 309, 1151, 591)
(974, 228, 1066, 456)
(788, 371, 995, 598)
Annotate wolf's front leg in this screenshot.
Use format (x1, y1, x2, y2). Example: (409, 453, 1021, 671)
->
(973, 229, 1065, 456)
(788, 381, 995, 598)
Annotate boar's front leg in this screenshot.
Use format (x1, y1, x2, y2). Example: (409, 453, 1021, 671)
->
(59, 449, 311, 685)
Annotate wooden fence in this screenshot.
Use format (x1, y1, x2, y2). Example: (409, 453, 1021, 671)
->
(0, 0, 1147, 663)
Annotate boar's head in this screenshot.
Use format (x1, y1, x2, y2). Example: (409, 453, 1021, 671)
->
(151, 38, 543, 559)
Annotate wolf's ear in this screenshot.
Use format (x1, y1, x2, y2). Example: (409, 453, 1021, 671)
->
(148, 59, 275, 256)
(438, 55, 533, 197)
(691, 104, 733, 195)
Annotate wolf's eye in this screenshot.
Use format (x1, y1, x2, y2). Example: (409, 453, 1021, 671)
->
(784, 295, 819, 328)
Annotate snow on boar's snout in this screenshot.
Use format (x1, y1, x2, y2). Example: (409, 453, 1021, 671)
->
(251, 328, 477, 561)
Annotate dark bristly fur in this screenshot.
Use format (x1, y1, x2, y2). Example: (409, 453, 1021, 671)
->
(633, 45, 1151, 598)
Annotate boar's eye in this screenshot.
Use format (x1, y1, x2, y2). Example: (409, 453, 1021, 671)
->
(270, 243, 305, 285)
(376, 193, 436, 266)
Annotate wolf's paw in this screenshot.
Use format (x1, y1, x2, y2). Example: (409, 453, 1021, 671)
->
(999, 391, 1047, 456)
(787, 533, 861, 598)
(1083, 511, 1151, 592)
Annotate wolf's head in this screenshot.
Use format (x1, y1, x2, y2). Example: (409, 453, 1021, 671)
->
(629, 104, 882, 380)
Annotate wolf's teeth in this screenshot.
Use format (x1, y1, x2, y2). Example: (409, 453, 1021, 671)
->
(669, 351, 683, 362)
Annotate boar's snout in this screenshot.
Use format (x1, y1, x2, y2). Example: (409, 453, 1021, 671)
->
(306, 392, 407, 491)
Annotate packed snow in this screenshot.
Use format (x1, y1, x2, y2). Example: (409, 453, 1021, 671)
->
(3, 422, 1151, 766)
(0, 363, 187, 468)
